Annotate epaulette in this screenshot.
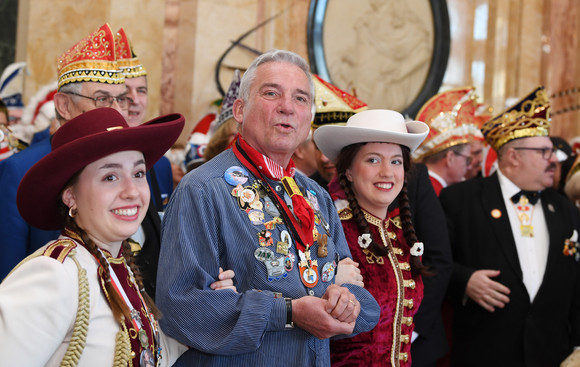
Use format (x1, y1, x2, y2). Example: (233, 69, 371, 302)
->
(338, 206, 353, 221)
(43, 239, 78, 263)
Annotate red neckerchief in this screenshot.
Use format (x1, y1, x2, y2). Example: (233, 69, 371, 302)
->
(232, 136, 315, 250)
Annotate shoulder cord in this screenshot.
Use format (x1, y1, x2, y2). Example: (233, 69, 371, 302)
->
(113, 324, 131, 367)
(60, 252, 90, 367)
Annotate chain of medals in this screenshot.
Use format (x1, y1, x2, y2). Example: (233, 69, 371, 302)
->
(232, 141, 328, 288)
(95, 248, 161, 367)
(512, 195, 535, 237)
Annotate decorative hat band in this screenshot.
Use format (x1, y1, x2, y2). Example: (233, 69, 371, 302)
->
(481, 86, 550, 151)
(312, 111, 355, 129)
(58, 60, 123, 88)
(117, 58, 147, 79)
(486, 124, 549, 152)
(412, 124, 472, 161)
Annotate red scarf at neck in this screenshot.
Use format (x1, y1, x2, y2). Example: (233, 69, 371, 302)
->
(232, 136, 315, 249)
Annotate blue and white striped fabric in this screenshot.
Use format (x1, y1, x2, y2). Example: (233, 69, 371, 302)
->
(156, 149, 379, 366)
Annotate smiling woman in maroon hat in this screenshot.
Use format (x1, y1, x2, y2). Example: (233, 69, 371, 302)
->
(314, 109, 431, 366)
(0, 108, 190, 366)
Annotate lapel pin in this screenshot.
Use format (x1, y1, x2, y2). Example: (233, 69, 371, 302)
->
(491, 209, 502, 219)
(548, 204, 555, 213)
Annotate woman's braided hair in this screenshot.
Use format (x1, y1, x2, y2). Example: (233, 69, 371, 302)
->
(335, 142, 430, 276)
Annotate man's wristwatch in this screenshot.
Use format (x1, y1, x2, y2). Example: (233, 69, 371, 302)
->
(285, 298, 294, 329)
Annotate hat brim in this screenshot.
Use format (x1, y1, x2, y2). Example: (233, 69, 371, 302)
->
(314, 120, 429, 162)
(17, 113, 184, 230)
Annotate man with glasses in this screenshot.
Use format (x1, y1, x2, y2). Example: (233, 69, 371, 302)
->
(439, 86, 580, 366)
(0, 24, 129, 279)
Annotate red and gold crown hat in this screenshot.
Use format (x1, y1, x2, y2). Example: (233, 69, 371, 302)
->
(57, 24, 123, 89)
(413, 86, 479, 161)
(481, 86, 550, 152)
(115, 28, 147, 79)
(312, 74, 368, 129)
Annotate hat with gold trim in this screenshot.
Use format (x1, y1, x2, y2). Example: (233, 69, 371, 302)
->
(413, 86, 479, 161)
(481, 86, 550, 152)
(57, 23, 123, 89)
(115, 28, 147, 79)
(312, 74, 368, 129)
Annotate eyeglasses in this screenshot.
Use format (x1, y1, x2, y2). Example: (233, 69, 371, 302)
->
(64, 92, 130, 109)
(513, 147, 556, 160)
(453, 151, 473, 165)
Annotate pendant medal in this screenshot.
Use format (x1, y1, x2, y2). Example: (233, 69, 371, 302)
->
(298, 248, 318, 287)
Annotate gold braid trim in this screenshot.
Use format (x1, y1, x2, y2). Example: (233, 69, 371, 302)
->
(113, 323, 132, 367)
(60, 251, 90, 367)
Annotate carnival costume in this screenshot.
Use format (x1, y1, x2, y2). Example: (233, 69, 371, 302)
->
(329, 182, 424, 366)
(0, 107, 185, 366)
(156, 135, 380, 366)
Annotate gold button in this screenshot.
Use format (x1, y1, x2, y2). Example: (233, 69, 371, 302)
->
(402, 316, 413, 326)
(399, 262, 410, 271)
(403, 299, 414, 309)
(393, 248, 403, 255)
(404, 279, 416, 289)
(399, 352, 408, 362)
(401, 334, 410, 344)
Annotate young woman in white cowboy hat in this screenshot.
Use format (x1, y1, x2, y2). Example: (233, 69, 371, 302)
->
(314, 109, 430, 366)
(0, 108, 233, 366)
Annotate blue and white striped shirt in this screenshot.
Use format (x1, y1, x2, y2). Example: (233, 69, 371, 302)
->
(156, 149, 380, 366)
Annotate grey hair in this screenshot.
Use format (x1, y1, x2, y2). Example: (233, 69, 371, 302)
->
(239, 49, 314, 106)
(55, 82, 84, 122)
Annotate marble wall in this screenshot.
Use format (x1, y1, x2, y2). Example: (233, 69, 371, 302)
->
(12, 0, 580, 143)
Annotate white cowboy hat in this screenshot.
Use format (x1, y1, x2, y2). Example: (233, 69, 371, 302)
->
(313, 109, 429, 161)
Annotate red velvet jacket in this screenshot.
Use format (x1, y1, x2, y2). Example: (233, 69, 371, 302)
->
(330, 203, 424, 366)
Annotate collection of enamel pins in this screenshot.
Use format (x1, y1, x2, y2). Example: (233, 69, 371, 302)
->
(224, 165, 338, 288)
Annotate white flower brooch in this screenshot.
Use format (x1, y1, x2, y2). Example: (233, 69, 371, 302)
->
(410, 242, 424, 257)
(358, 233, 372, 249)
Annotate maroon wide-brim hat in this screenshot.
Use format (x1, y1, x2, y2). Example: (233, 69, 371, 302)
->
(17, 107, 184, 230)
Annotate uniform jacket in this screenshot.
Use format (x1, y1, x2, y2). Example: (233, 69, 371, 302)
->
(439, 173, 580, 367)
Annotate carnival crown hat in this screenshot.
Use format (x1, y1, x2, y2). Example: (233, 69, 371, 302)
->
(313, 109, 429, 162)
(481, 86, 550, 151)
(57, 23, 124, 89)
(115, 28, 147, 79)
(312, 74, 368, 129)
(17, 108, 184, 230)
(413, 86, 480, 161)
(215, 69, 241, 128)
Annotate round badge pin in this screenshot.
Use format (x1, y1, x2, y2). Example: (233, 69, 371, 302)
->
(284, 253, 296, 271)
(224, 166, 249, 186)
(491, 209, 502, 219)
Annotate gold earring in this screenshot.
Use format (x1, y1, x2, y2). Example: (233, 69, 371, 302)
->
(68, 207, 77, 218)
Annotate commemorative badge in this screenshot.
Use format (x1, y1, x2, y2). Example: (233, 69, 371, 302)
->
(321, 260, 337, 282)
(298, 248, 318, 287)
(248, 209, 264, 225)
(257, 229, 273, 247)
(224, 166, 249, 186)
(284, 253, 295, 271)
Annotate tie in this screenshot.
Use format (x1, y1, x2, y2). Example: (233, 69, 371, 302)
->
(511, 190, 540, 205)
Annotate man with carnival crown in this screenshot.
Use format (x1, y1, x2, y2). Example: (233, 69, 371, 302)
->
(439, 86, 580, 366)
